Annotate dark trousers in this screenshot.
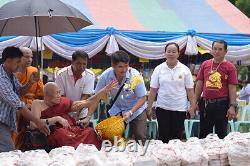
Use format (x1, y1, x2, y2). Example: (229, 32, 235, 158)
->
(156, 107, 186, 143)
(0, 122, 15, 152)
(199, 98, 229, 139)
(128, 111, 147, 143)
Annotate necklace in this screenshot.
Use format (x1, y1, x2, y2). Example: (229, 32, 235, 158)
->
(166, 61, 177, 80)
(170, 69, 174, 80)
(167, 61, 177, 69)
(210, 59, 225, 74)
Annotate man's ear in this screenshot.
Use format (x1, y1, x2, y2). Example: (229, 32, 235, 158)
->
(111, 62, 115, 68)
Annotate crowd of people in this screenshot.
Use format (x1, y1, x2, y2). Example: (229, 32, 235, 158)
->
(0, 40, 240, 153)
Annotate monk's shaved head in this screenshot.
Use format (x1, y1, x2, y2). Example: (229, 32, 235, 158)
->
(43, 82, 61, 105)
(19, 47, 33, 67)
(44, 82, 58, 96)
(19, 47, 32, 53)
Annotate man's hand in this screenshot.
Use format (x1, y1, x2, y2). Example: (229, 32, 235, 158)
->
(188, 105, 197, 119)
(29, 71, 40, 84)
(71, 101, 85, 112)
(123, 111, 132, 121)
(103, 80, 119, 93)
(58, 117, 70, 128)
(77, 116, 91, 128)
(35, 119, 50, 135)
(226, 106, 236, 121)
(146, 108, 153, 121)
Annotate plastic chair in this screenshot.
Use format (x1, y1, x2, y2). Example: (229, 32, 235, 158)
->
(147, 105, 158, 139)
(184, 119, 200, 139)
(184, 119, 235, 139)
(147, 119, 158, 139)
(124, 123, 130, 139)
(90, 102, 101, 128)
(234, 105, 250, 132)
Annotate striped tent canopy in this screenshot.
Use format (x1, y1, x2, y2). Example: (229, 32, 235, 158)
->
(0, 0, 250, 63)
(60, 0, 250, 34)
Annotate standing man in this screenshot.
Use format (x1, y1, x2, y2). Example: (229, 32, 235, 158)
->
(14, 47, 44, 150)
(55, 50, 95, 118)
(92, 50, 147, 143)
(0, 46, 49, 152)
(195, 40, 238, 139)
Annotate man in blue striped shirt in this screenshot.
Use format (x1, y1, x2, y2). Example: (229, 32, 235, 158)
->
(0, 47, 50, 152)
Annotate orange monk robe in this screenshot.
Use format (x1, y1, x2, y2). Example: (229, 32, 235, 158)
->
(16, 66, 44, 108)
(14, 66, 44, 150)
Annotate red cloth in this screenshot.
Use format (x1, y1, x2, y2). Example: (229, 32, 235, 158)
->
(197, 59, 238, 99)
(41, 97, 101, 150)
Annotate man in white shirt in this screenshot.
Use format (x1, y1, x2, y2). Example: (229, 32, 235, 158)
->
(55, 50, 95, 119)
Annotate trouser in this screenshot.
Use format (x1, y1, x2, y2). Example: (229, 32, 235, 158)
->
(156, 107, 186, 143)
(0, 122, 15, 152)
(127, 111, 147, 144)
(199, 98, 229, 139)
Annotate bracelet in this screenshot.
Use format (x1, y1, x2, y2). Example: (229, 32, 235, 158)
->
(129, 110, 133, 116)
(229, 103, 238, 109)
(46, 119, 49, 125)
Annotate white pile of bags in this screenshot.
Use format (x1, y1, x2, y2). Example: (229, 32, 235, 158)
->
(0, 132, 250, 166)
(225, 132, 250, 166)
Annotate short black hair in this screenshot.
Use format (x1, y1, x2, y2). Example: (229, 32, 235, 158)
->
(242, 80, 248, 84)
(110, 50, 130, 64)
(2, 46, 23, 62)
(212, 40, 228, 50)
(72, 50, 88, 61)
(164, 42, 180, 53)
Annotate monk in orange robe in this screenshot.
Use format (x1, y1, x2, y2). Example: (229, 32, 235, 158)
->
(13, 47, 44, 150)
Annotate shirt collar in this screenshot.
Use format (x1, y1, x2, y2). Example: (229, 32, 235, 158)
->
(0, 64, 13, 78)
(165, 61, 181, 70)
(68, 65, 85, 77)
(111, 67, 131, 84)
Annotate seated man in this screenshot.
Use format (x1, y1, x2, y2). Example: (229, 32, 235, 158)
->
(30, 81, 117, 150)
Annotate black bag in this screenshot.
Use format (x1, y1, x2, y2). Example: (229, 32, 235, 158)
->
(24, 130, 48, 150)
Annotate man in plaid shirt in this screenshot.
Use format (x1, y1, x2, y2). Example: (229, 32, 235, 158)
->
(0, 47, 49, 152)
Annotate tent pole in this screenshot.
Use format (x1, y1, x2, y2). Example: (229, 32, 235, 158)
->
(40, 37, 43, 70)
(35, 16, 39, 67)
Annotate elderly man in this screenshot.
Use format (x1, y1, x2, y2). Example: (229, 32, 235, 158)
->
(30, 81, 117, 150)
(14, 47, 44, 150)
(0, 46, 49, 152)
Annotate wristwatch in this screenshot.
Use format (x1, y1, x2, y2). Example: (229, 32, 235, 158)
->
(229, 103, 238, 109)
(46, 119, 49, 125)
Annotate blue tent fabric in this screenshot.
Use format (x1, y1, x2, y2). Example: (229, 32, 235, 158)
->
(50, 28, 250, 47)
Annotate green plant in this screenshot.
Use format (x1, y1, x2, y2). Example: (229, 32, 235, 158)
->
(237, 65, 248, 81)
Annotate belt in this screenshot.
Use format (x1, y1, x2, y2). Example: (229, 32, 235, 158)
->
(204, 97, 228, 103)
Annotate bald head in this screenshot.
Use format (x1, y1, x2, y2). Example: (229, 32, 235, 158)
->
(19, 47, 33, 67)
(20, 47, 32, 54)
(44, 82, 58, 96)
(44, 82, 61, 105)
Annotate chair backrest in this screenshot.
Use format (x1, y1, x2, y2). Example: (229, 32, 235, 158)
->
(240, 105, 250, 121)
